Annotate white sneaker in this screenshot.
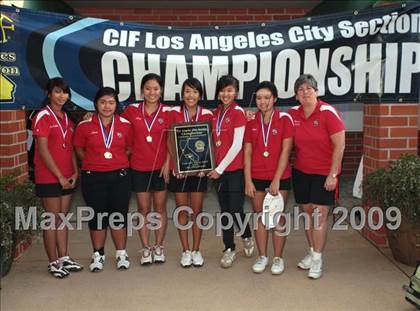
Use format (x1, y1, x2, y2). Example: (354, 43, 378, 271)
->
(153, 245, 166, 263)
(297, 250, 313, 270)
(271, 257, 285, 275)
(140, 247, 153, 265)
(180, 250, 192, 268)
(220, 248, 236, 268)
(252, 256, 268, 273)
(192, 251, 204, 267)
(48, 260, 69, 279)
(60, 256, 83, 272)
(89, 252, 105, 272)
(308, 258, 323, 279)
(116, 250, 130, 270)
(243, 237, 255, 257)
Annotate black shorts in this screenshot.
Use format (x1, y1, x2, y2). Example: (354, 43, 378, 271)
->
(292, 168, 336, 206)
(252, 178, 291, 192)
(168, 174, 208, 192)
(131, 169, 166, 192)
(81, 168, 131, 230)
(35, 183, 75, 198)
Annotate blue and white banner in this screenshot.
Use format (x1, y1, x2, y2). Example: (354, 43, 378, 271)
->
(0, 3, 419, 110)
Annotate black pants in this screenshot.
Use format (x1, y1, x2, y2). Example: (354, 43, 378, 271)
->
(81, 169, 131, 230)
(215, 170, 252, 251)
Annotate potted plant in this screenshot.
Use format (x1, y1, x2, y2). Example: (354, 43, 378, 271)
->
(0, 174, 40, 277)
(363, 154, 420, 266)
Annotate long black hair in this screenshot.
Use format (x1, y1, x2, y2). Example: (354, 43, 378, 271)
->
(182, 78, 203, 100)
(42, 77, 71, 107)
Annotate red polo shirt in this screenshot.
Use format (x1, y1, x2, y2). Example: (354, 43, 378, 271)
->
(32, 107, 75, 184)
(73, 114, 132, 171)
(288, 100, 345, 175)
(122, 102, 170, 171)
(211, 102, 246, 172)
(168, 105, 213, 170)
(244, 109, 294, 180)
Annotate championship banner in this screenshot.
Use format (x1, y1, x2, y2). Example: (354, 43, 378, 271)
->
(1, 3, 419, 110)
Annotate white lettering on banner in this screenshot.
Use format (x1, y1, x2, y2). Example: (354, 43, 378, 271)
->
(164, 55, 189, 100)
(100, 43, 420, 101)
(192, 56, 229, 99)
(399, 42, 420, 93)
(354, 44, 382, 93)
(103, 29, 141, 47)
(101, 51, 131, 101)
(232, 54, 258, 99)
(145, 32, 184, 49)
(189, 32, 284, 52)
(338, 13, 420, 38)
(329, 46, 353, 96)
(289, 25, 334, 42)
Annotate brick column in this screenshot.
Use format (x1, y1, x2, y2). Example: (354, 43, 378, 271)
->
(0, 110, 28, 182)
(362, 103, 419, 246)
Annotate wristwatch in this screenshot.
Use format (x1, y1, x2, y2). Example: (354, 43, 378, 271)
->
(331, 173, 337, 178)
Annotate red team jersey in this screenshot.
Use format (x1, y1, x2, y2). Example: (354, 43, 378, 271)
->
(244, 109, 294, 180)
(73, 114, 132, 171)
(32, 107, 75, 184)
(288, 100, 345, 176)
(168, 105, 213, 170)
(211, 103, 246, 172)
(121, 102, 170, 171)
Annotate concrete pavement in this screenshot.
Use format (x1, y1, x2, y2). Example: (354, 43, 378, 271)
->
(0, 178, 414, 311)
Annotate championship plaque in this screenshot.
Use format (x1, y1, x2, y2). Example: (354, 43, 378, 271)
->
(170, 122, 215, 174)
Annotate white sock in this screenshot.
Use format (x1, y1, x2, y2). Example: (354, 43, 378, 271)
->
(116, 249, 127, 258)
(312, 251, 322, 261)
(309, 247, 314, 254)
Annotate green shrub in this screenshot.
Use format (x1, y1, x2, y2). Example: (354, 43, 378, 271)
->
(0, 174, 40, 276)
(363, 154, 420, 226)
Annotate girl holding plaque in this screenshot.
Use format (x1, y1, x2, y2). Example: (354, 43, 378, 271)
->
(244, 81, 294, 275)
(207, 75, 254, 268)
(74, 87, 133, 272)
(33, 77, 82, 278)
(122, 74, 171, 265)
(167, 78, 213, 267)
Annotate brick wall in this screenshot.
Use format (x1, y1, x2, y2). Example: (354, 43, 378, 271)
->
(362, 103, 419, 247)
(74, 8, 309, 25)
(343, 132, 363, 176)
(0, 110, 28, 182)
(363, 104, 419, 176)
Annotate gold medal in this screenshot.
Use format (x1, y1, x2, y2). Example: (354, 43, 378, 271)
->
(263, 151, 269, 157)
(104, 151, 113, 159)
(146, 135, 153, 142)
(216, 140, 222, 147)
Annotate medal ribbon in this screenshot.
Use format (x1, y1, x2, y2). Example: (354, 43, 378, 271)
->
(216, 106, 230, 137)
(142, 103, 162, 134)
(184, 105, 201, 123)
(46, 105, 68, 142)
(98, 115, 114, 150)
(260, 111, 274, 150)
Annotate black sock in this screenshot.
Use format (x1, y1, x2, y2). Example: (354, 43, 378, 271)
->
(94, 248, 105, 255)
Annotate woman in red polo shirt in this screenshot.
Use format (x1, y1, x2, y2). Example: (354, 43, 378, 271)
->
(122, 73, 170, 265)
(244, 81, 293, 275)
(288, 74, 345, 279)
(74, 87, 133, 272)
(32, 77, 82, 278)
(167, 78, 213, 268)
(207, 75, 254, 268)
